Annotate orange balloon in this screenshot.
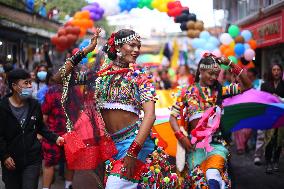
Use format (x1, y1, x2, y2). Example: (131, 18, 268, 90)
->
(74, 12, 83, 19)
(248, 39, 257, 49)
(219, 44, 229, 54)
(70, 19, 81, 27)
(80, 10, 90, 19)
(224, 46, 235, 57)
(79, 28, 86, 38)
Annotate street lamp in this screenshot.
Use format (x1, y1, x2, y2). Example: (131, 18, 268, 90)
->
(0, 41, 2, 46)
(7, 54, 12, 60)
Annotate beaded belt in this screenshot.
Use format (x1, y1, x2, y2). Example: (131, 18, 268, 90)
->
(110, 120, 141, 143)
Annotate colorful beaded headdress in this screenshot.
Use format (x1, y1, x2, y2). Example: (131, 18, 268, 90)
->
(199, 53, 221, 71)
(114, 33, 141, 45)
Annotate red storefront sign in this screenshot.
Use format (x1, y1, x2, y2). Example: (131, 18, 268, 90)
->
(242, 10, 284, 48)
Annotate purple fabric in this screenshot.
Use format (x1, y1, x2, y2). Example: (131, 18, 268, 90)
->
(223, 89, 281, 107)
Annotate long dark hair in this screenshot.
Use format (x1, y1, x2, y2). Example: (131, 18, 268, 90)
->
(195, 54, 219, 83)
(102, 29, 136, 61)
(266, 62, 283, 83)
(195, 54, 223, 105)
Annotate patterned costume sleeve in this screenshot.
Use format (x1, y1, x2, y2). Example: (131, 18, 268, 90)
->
(170, 87, 187, 118)
(222, 83, 241, 96)
(138, 74, 157, 104)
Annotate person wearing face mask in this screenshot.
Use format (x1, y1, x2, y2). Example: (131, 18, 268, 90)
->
(0, 68, 64, 189)
(32, 65, 48, 100)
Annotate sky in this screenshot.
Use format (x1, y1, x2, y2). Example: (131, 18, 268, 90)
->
(86, 0, 224, 37)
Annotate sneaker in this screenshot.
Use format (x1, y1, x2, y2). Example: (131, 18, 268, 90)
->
(265, 163, 273, 174)
(273, 162, 279, 172)
(65, 185, 73, 189)
(254, 157, 262, 166)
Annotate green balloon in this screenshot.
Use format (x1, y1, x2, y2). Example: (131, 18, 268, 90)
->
(221, 64, 229, 70)
(228, 56, 238, 64)
(87, 52, 93, 59)
(146, 0, 154, 10)
(228, 25, 240, 38)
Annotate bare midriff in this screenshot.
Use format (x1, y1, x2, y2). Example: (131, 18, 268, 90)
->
(101, 109, 139, 134)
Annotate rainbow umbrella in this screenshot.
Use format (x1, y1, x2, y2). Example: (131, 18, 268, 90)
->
(222, 89, 284, 133)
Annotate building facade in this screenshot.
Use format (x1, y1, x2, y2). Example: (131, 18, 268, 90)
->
(0, 2, 60, 70)
(214, 0, 284, 77)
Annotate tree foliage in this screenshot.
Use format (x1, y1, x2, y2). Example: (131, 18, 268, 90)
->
(44, 0, 87, 19)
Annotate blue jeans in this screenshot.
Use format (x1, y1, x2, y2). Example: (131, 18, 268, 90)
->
(2, 161, 41, 189)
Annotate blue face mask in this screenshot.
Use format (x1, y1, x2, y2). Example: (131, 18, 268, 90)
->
(37, 71, 47, 81)
(19, 87, 33, 99)
(0, 66, 4, 73)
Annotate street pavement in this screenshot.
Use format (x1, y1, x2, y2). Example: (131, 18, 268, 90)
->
(0, 148, 283, 189)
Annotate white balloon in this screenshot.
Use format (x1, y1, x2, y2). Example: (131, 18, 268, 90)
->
(219, 33, 233, 45)
(91, 0, 121, 16)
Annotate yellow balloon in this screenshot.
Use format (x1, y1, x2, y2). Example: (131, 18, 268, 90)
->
(229, 41, 235, 48)
(151, 0, 159, 8)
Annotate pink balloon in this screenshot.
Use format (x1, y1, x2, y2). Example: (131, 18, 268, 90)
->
(244, 49, 255, 61)
(212, 49, 222, 58)
(201, 50, 210, 57)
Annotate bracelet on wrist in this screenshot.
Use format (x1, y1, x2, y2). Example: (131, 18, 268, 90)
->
(127, 140, 142, 158)
(126, 152, 137, 159)
(69, 50, 86, 66)
(175, 130, 185, 140)
(230, 64, 243, 76)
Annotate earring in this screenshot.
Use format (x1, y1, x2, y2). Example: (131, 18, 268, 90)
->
(116, 50, 122, 57)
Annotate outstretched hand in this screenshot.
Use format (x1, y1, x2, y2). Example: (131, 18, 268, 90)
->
(84, 28, 102, 54)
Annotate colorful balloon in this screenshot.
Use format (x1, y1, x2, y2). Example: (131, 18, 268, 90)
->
(244, 49, 255, 61)
(228, 25, 240, 38)
(241, 30, 252, 42)
(248, 39, 257, 50)
(199, 31, 211, 40)
(220, 33, 233, 45)
(234, 43, 245, 56)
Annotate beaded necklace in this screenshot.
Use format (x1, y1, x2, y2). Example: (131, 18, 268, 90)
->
(96, 63, 130, 77)
(196, 83, 218, 105)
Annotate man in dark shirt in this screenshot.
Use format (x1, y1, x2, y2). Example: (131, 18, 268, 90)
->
(0, 68, 64, 189)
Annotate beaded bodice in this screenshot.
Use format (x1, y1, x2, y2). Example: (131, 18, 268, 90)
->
(94, 68, 156, 114)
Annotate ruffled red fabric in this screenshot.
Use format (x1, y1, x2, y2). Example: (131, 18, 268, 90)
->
(63, 107, 118, 170)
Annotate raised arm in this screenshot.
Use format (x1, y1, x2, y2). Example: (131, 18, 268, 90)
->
(53, 28, 101, 83)
(220, 57, 252, 91)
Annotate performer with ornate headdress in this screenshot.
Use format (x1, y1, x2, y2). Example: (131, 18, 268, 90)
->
(169, 53, 251, 189)
(53, 28, 157, 188)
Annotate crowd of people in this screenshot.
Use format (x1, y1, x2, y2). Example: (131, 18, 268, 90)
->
(0, 27, 283, 189)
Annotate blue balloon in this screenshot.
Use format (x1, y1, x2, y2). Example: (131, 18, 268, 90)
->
(79, 39, 90, 50)
(193, 38, 206, 49)
(191, 38, 200, 49)
(81, 58, 88, 64)
(195, 48, 203, 59)
(234, 43, 245, 56)
(244, 43, 250, 50)
(199, 31, 211, 40)
(208, 36, 220, 47)
(241, 30, 252, 42)
(204, 43, 215, 51)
